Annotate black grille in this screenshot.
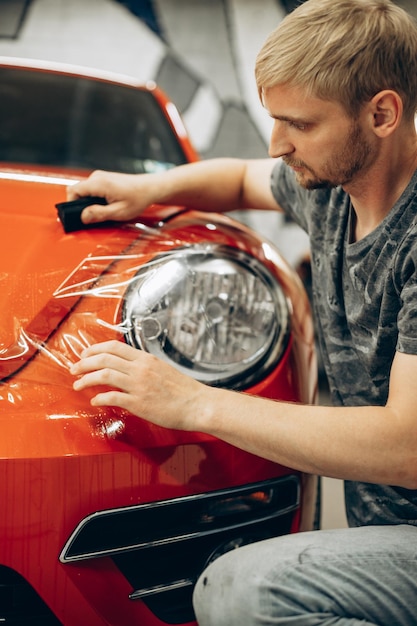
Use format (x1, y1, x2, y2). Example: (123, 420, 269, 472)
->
(0, 565, 62, 625)
(118, 510, 294, 623)
(61, 475, 300, 624)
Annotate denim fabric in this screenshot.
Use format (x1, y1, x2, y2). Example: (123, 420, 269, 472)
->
(193, 525, 417, 625)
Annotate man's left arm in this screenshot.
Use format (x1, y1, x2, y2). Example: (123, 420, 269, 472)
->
(71, 343, 417, 489)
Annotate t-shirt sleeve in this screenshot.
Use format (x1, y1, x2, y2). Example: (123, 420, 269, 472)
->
(396, 298, 417, 354)
(395, 228, 417, 355)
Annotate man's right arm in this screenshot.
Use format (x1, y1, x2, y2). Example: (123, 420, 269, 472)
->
(66, 157, 281, 225)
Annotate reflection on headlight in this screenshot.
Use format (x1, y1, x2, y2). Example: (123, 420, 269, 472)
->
(135, 259, 188, 314)
(123, 244, 289, 389)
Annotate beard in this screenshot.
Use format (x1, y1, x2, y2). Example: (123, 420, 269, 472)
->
(283, 122, 373, 190)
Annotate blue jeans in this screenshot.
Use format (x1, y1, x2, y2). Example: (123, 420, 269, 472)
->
(193, 525, 417, 625)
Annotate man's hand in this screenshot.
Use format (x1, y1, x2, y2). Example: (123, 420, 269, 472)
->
(67, 170, 157, 225)
(70, 340, 208, 432)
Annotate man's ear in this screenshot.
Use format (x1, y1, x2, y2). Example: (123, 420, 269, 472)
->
(369, 90, 403, 137)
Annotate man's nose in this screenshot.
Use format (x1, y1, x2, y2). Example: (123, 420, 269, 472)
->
(268, 121, 294, 158)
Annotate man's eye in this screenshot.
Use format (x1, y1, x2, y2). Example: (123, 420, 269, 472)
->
(288, 121, 306, 130)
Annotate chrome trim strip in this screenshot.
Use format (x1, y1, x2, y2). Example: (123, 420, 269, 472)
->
(129, 578, 193, 600)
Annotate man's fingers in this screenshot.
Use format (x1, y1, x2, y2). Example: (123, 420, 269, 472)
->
(72, 367, 129, 392)
(66, 171, 109, 200)
(70, 345, 139, 381)
(80, 204, 108, 224)
(90, 390, 132, 409)
(81, 200, 128, 224)
(79, 340, 138, 361)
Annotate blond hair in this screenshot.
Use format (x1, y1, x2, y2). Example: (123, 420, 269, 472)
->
(255, 0, 417, 120)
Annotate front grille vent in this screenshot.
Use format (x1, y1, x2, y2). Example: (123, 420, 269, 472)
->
(61, 475, 300, 624)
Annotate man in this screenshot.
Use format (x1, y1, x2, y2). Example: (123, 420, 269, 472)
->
(69, 0, 417, 623)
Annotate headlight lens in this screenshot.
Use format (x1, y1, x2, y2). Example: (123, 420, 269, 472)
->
(123, 244, 289, 389)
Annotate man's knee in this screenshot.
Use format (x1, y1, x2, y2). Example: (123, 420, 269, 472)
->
(192, 533, 312, 626)
(193, 541, 267, 626)
(192, 526, 417, 626)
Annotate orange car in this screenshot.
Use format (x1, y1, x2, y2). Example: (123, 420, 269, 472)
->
(0, 59, 318, 626)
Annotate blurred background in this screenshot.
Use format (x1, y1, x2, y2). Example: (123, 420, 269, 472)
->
(1, 0, 416, 530)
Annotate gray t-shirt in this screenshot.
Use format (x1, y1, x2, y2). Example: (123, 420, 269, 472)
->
(271, 160, 417, 527)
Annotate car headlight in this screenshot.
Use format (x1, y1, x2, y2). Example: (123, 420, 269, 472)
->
(123, 244, 289, 389)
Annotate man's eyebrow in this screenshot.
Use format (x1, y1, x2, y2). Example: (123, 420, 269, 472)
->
(268, 113, 308, 123)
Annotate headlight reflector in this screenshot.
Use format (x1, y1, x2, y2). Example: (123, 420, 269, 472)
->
(123, 245, 289, 389)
